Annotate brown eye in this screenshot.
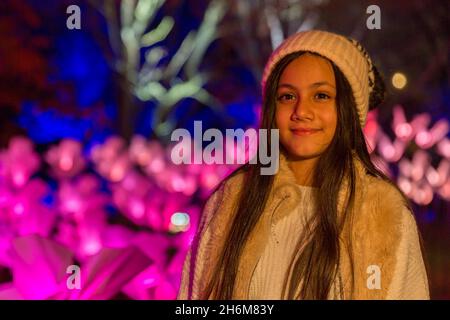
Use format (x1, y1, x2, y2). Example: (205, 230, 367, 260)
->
(315, 92, 331, 100)
(277, 93, 296, 101)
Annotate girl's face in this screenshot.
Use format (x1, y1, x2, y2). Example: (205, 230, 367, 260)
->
(275, 53, 338, 160)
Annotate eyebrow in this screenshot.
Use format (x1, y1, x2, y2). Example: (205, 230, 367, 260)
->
(277, 81, 336, 90)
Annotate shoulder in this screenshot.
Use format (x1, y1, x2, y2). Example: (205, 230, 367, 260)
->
(351, 156, 410, 224)
(205, 169, 246, 209)
(358, 173, 411, 226)
(198, 169, 246, 232)
(363, 174, 406, 204)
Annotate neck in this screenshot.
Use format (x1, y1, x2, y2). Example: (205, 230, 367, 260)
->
(286, 155, 319, 187)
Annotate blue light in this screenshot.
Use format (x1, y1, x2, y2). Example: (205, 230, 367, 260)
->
(54, 31, 109, 107)
(18, 102, 93, 144)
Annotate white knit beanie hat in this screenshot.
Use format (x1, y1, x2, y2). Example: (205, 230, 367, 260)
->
(261, 30, 378, 127)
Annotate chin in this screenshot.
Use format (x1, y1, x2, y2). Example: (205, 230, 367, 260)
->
(285, 147, 323, 160)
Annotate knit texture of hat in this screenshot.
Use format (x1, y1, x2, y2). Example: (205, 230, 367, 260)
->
(261, 30, 375, 127)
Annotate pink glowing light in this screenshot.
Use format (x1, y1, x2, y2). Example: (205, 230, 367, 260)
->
(425, 119, 449, 147)
(147, 207, 165, 231)
(411, 151, 430, 182)
(58, 182, 86, 216)
(90, 136, 130, 181)
(377, 131, 406, 162)
(412, 183, 434, 205)
(65, 197, 82, 213)
(147, 157, 165, 174)
(395, 123, 413, 140)
(12, 171, 26, 188)
(201, 169, 221, 190)
(392, 105, 414, 142)
(91, 137, 126, 162)
(0, 179, 54, 242)
(122, 172, 138, 191)
(426, 160, 449, 187)
(0, 137, 40, 188)
(45, 139, 85, 179)
(171, 174, 186, 192)
(0, 187, 12, 207)
(409, 116, 448, 149)
(129, 198, 146, 219)
(129, 135, 152, 166)
(410, 113, 431, 133)
(438, 180, 450, 200)
(82, 238, 102, 256)
(411, 166, 425, 182)
(398, 176, 413, 196)
(181, 175, 197, 196)
(437, 138, 450, 158)
(426, 167, 440, 187)
(13, 202, 25, 216)
(415, 130, 433, 148)
(398, 159, 412, 178)
(109, 156, 130, 182)
(111, 173, 156, 227)
(392, 105, 407, 128)
(59, 155, 74, 171)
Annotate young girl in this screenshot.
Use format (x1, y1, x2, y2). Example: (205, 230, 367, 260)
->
(177, 30, 430, 300)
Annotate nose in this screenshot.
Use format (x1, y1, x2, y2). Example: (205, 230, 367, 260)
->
(291, 98, 314, 121)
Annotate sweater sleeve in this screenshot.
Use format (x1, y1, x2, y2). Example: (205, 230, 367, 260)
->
(386, 207, 430, 299)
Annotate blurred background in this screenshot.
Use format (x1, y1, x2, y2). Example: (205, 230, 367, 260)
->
(0, 0, 448, 299)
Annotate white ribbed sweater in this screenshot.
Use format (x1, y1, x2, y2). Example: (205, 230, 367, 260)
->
(248, 185, 315, 299)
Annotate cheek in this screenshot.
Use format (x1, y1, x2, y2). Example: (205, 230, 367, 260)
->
(320, 108, 338, 139)
(275, 107, 290, 130)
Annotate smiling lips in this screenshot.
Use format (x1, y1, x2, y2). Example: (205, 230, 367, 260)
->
(291, 128, 321, 136)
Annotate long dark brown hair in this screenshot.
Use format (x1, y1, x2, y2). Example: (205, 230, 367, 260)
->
(201, 50, 418, 299)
